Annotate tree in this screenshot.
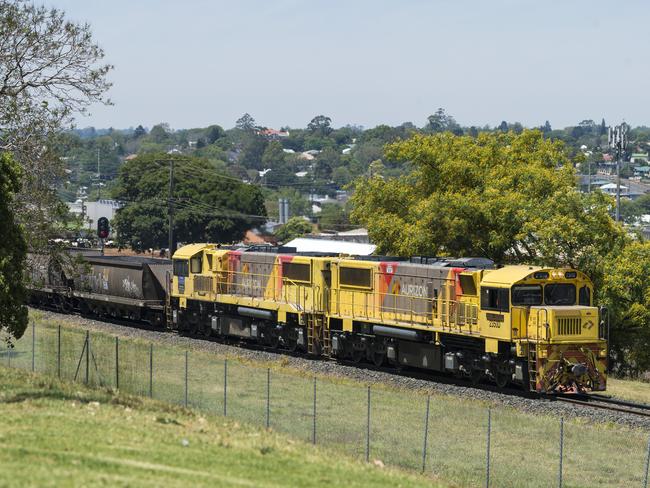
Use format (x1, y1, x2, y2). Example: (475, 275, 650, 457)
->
(542, 121, 552, 133)
(274, 217, 312, 243)
(112, 153, 266, 250)
(307, 115, 333, 136)
(236, 113, 256, 132)
(318, 203, 350, 231)
(206, 125, 224, 144)
(599, 242, 650, 374)
(350, 130, 625, 272)
(0, 153, 28, 339)
(149, 123, 171, 144)
(0, 0, 112, 252)
(498, 121, 509, 132)
(134, 125, 147, 138)
(426, 108, 461, 134)
(600, 118, 607, 136)
(261, 141, 286, 169)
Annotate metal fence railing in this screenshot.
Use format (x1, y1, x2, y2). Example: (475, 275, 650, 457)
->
(3, 319, 650, 488)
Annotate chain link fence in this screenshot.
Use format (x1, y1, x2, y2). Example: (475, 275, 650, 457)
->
(3, 319, 650, 488)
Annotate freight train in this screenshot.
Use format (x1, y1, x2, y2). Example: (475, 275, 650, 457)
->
(26, 244, 608, 393)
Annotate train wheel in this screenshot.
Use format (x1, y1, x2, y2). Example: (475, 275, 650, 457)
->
(285, 333, 298, 352)
(495, 371, 509, 389)
(351, 348, 364, 363)
(267, 330, 280, 349)
(372, 351, 385, 367)
(471, 370, 483, 386)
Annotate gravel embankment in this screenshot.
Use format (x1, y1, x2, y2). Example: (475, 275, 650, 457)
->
(32, 309, 650, 430)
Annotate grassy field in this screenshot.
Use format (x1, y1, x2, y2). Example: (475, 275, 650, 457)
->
(4, 311, 650, 487)
(608, 377, 650, 404)
(0, 366, 441, 487)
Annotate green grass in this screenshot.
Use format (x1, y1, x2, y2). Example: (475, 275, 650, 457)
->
(607, 377, 650, 404)
(5, 310, 650, 487)
(0, 366, 441, 487)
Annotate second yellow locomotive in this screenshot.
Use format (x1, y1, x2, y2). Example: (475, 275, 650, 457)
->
(170, 244, 607, 393)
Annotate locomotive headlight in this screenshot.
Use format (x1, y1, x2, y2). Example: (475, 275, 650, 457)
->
(598, 349, 608, 357)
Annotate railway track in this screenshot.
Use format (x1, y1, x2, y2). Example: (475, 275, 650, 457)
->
(550, 394, 650, 418)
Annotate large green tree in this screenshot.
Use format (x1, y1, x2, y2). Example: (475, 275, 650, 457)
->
(599, 242, 650, 374)
(0, 0, 111, 252)
(0, 153, 28, 339)
(275, 217, 312, 243)
(112, 154, 266, 250)
(351, 130, 625, 275)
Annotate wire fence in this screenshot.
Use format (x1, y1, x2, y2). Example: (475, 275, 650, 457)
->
(3, 319, 650, 488)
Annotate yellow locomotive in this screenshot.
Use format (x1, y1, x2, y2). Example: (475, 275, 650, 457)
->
(170, 244, 607, 393)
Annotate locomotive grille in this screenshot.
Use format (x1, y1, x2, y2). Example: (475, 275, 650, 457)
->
(194, 275, 213, 293)
(557, 317, 581, 336)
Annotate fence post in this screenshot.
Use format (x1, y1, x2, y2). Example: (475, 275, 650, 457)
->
(558, 417, 564, 488)
(85, 330, 90, 385)
(184, 350, 188, 408)
(57, 325, 61, 378)
(422, 395, 431, 473)
(266, 368, 270, 429)
(223, 358, 228, 416)
(366, 385, 371, 463)
(115, 336, 119, 390)
(312, 377, 317, 445)
(31, 319, 35, 372)
(486, 408, 491, 488)
(149, 343, 153, 398)
(643, 439, 650, 488)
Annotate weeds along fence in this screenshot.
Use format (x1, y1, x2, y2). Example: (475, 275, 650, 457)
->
(3, 320, 650, 488)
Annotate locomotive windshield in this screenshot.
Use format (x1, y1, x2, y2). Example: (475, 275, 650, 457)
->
(544, 283, 576, 306)
(173, 259, 189, 277)
(511, 285, 542, 306)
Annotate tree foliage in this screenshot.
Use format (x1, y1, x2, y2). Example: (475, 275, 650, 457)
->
(0, 0, 112, 252)
(599, 242, 650, 374)
(0, 153, 28, 339)
(274, 217, 312, 243)
(351, 130, 625, 275)
(307, 115, 333, 136)
(112, 154, 266, 250)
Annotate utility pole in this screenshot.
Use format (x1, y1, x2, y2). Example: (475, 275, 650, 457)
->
(96, 147, 101, 200)
(168, 159, 175, 256)
(609, 123, 629, 222)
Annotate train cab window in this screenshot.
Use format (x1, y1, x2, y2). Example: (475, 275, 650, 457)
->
(544, 283, 576, 306)
(480, 287, 509, 312)
(190, 255, 202, 274)
(579, 285, 591, 306)
(340, 267, 372, 288)
(173, 259, 189, 277)
(459, 275, 477, 295)
(511, 285, 542, 306)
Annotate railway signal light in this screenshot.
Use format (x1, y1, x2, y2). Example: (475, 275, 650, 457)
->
(97, 217, 110, 239)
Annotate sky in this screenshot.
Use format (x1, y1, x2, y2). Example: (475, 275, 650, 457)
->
(46, 0, 650, 131)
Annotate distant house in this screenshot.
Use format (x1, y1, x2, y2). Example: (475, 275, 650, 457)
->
(599, 182, 629, 196)
(284, 237, 376, 256)
(631, 152, 649, 164)
(258, 128, 289, 140)
(634, 166, 650, 178)
(67, 199, 123, 235)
